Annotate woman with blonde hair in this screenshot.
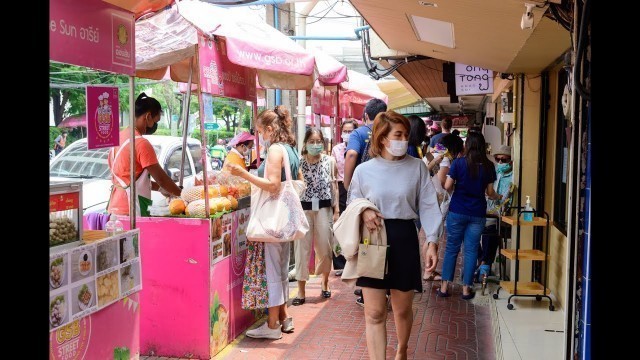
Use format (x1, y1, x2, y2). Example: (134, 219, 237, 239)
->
(348, 110, 442, 360)
(228, 105, 302, 339)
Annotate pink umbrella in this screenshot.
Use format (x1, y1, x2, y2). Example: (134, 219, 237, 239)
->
(59, 114, 87, 128)
(310, 48, 348, 86)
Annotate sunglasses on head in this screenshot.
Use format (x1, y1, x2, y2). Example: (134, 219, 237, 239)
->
(495, 157, 511, 163)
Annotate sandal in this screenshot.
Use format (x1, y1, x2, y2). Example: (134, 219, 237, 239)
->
(292, 297, 306, 306)
(321, 290, 331, 298)
(424, 271, 442, 282)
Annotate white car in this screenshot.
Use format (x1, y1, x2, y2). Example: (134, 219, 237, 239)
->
(49, 135, 210, 214)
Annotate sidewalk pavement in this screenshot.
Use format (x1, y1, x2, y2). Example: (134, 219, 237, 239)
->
(142, 235, 495, 360)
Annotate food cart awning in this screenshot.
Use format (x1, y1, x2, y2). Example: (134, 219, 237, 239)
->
(312, 70, 389, 118)
(135, 0, 318, 90)
(310, 47, 348, 86)
(59, 114, 87, 128)
(103, 0, 174, 19)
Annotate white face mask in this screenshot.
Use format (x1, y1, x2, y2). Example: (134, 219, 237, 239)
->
(342, 132, 351, 144)
(385, 139, 408, 157)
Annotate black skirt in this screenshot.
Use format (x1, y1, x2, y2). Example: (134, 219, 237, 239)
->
(356, 219, 422, 292)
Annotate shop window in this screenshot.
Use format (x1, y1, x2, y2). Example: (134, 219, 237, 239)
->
(553, 71, 569, 234)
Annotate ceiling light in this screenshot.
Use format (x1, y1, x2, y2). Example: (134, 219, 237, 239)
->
(418, 1, 438, 7)
(408, 15, 455, 48)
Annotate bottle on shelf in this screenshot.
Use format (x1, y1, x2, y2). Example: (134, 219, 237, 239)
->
(105, 214, 124, 236)
(523, 196, 533, 222)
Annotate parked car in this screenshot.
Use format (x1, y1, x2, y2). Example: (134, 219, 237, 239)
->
(49, 135, 211, 214)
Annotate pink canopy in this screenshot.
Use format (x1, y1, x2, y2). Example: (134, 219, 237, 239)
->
(136, 1, 317, 90)
(58, 114, 87, 128)
(312, 70, 388, 118)
(310, 48, 348, 86)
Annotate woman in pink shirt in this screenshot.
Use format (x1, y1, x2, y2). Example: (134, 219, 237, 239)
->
(330, 119, 357, 275)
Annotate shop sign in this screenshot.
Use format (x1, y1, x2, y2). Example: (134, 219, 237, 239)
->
(50, 0, 135, 75)
(50, 193, 80, 212)
(49, 317, 91, 360)
(49, 230, 142, 332)
(454, 63, 494, 95)
(87, 86, 120, 150)
(199, 34, 257, 102)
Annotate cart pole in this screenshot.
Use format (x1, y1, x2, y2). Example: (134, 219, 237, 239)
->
(179, 57, 194, 188)
(129, 76, 136, 229)
(253, 100, 260, 168)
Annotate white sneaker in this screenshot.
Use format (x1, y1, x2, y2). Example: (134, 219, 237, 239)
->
(246, 321, 282, 339)
(281, 317, 294, 333)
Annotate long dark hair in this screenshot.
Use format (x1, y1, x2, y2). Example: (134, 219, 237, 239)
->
(135, 92, 162, 117)
(300, 128, 325, 156)
(464, 132, 494, 179)
(407, 115, 426, 147)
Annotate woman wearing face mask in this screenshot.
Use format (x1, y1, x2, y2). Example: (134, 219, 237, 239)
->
(438, 132, 502, 300)
(107, 93, 182, 216)
(477, 145, 515, 281)
(330, 120, 358, 275)
(290, 128, 339, 306)
(227, 105, 302, 339)
(223, 131, 254, 171)
(348, 111, 442, 360)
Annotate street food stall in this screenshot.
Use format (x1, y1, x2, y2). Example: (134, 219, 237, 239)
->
(123, 1, 319, 358)
(49, 0, 154, 358)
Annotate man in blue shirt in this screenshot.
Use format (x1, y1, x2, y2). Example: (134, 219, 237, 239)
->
(343, 98, 387, 189)
(342, 98, 387, 307)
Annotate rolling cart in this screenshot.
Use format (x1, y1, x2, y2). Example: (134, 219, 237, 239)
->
(493, 207, 554, 311)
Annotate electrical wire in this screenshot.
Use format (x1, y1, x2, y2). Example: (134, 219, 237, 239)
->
(305, 1, 340, 25)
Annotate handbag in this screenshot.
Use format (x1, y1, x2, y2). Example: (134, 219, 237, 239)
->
(356, 225, 389, 279)
(246, 143, 309, 242)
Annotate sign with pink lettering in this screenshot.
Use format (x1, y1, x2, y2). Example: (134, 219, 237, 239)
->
(50, 0, 135, 75)
(198, 35, 257, 102)
(86, 86, 120, 150)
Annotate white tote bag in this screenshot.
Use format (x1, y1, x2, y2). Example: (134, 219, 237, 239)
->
(246, 144, 309, 242)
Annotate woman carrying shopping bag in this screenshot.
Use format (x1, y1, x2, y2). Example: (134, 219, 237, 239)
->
(228, 105, 303, 340)
(292, 128, 340, 305)
(348, 111, 442, 360)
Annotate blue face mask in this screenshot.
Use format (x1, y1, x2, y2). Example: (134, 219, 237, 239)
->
(306, 144, 323, 156)
(496, 163, 512, 174)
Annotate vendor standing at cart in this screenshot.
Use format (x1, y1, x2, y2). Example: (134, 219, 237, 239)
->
(107, 93, 182, 216)
(223, 131, 254, 171)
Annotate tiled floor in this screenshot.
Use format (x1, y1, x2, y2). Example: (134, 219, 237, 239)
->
(141, 232, 496, 360)
(139, 237, 566, 360)
(491, 288, 565, 360)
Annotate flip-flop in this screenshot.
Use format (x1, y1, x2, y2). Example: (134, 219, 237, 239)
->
(424, 271, 442, 281)
(292, 297, 306, 306)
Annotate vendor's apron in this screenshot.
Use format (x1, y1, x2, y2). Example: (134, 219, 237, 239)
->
(109, 136, 153, 216)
